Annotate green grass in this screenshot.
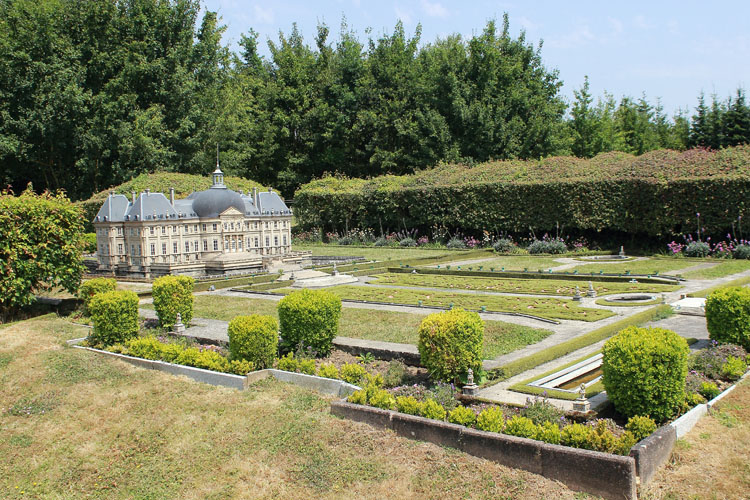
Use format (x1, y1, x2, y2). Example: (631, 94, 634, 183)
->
(0, 315, 583, 499)
(293, 243, 464, 261)
(681, 259, 750, 279)
(145, 295, 553, 359)
(567, 258, 698, 276)
(491, 305, 673, 381)
(371, 273, 677, 297)
(688, 276, 750, 298)
(456, 256, 564, 271)
(272, 285, 614, 322)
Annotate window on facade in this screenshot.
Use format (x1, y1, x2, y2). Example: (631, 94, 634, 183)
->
(203, 240, 208, 251)
(202, 224, 206, 232)
(137, 244, 141, 255)
(118, 243, 123, 254)
(161, 226, 166, 234)
(150, 227, 155, 235)
(185, 241, 190, 253)
(162, 243, 167, 255)
(238, 239, 243, 250)
(194, 225, 198, 232)
(173, 242, 178, 254)
(231, 240, 236, 250)
(255, 237, 259, 247)
(173, 225, 177, 232)
(283, 221, 287, 228)
(151, 244, 155, 256)
(230, 222, 234, 230)
(274, 221, 278, 229)
(131, 244, 135, 255)
(118, 227, 123, 235)
(184, 225, 188, 233)
(213, 240, 218, 251)
(283, 235, 287, 246)
(264, 222, 268, 229)
(254, 222, 258, 229)
(213, 223, 217, 231)
(265, 236, 270, 247)
(274, 236, 279, 246)
(247, 238, 251, 248)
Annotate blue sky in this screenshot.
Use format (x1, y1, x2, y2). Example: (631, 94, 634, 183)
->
(202, 0, 749, 116)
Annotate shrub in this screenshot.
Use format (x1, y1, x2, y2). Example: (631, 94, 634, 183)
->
(317, 363, 340, 380)
(399, 237, 417, 247)
(276, 352, 299, 372)
(395, 396, 422, 415)
(374, 237, 389, 247)
(689, 343, 747, 379)
(686, 392, 707, 406)
(298, 359, 316, 375)
(503, 416, 537, 439)
(347, 389, 368, 405)
(535, 421, 561, 444)
(721, 356, 747, 381)
(417, 308, 484, 383)
(369, 389, 396, 410)
(126, 336, 164, 360)
(277, 289, 342, 356)
(82, 232, 98, 253)
(227, 315, 278, 369)
(78, 278, 117, 314)
(88, 290, 139, 346)
(0, 187, 85, 321)
(699, 381, 721, 400)
(176, 347, 230, 373)
(625, 416, 657, 442)
(383, 360, 408, 387)
(160, 343, 185, 363)
(424, 382, 459, 412)
(420, 399, 447, 420)
(560, 423, 592, 449)
(340, 363, 367, 385)
(614, 432, 638, 456)
(446, 238, 466, 249)
(528, 238, 567, 254)
(492, 238, 516, 253)
(705, 287, 750, 350)
(229, 359, 255, 375)
(602, 326, 689, 421)
(734, 244, 750, 260)
(684, 240, 711, 257)
(476, 406, 505, 433)
(587, 421, 619, 453)
(364, 372, 384, 388)
(447, 406, 477, 427)
(152, 275, 195, 329)
(521, 396, 564, 425)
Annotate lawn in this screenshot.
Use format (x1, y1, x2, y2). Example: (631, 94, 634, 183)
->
(0, 315, 581, 499)
(371, 273, 678, 297)
(456, 256, 565, 271)
(566, 258, 698, 276)
(144, 295, 554, 360)
(680, 258, 750, 279)
(273, 286, 614, 322)
(293, 243, 462, 262)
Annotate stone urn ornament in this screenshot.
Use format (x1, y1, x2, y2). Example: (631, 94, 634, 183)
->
(572, 383, 591, 412)
(573, 285, 582, 301)
(173, 312, 186, 334)
(462, 368, 479, 396)
(587, 281, 597, 297)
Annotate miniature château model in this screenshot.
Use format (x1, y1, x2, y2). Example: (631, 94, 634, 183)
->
(93, 165, 299, 277)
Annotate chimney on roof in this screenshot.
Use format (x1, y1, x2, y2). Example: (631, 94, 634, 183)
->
(145, 189, 150, 196)
(252, 187, 258, 207)
(169, 187, 175, 206)
(131, 191, 136, 203)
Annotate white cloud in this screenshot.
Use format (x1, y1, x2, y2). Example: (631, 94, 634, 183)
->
(518, 16, 538, 31)
(608, 17, 623, 35)
(253, 5, 274, 24)
(548, 24, 596, 49)
(395, 6, 412, 25)
(421, 0, 448, 18)
(634, 15, 655, 30)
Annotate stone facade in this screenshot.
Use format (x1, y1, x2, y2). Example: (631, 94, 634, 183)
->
(93, 168, 297, 277)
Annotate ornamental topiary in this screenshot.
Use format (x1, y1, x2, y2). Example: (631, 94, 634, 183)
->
(152, 275, 194, 329)
(602, 326, 689, 422)
(476, 406, 505, 433)
(417, 309, 484, 383)
(503, 416, 537, 439)
(447, 405, 477, 427)
(705, 287, 750, 350)
(88, 290, 139, 346)
(625, 416, 657, 442)
(396, 396, 422, 415)
(277, 289, 341, 355)
(420, 399, 447, 420)
(227, 314, 278, 369)
(78, 277, 117, 314)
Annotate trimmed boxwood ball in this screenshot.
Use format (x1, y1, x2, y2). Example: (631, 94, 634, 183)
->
(88, 290, 139, 346)
(417, 308, 484, 383)
(277, 289, 342, 356)
(705, 287, 750, 350)
(78, 277, 117, 314)
(227, 314, 278, 369)
(602, 326, 689, 422)
(152, 275, 194, 329)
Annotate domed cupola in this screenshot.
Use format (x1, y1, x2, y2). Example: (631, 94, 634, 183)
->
(191, 166, 246, 218)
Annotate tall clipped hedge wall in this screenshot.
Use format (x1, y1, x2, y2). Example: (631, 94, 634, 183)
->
(294, 146, 750, 237)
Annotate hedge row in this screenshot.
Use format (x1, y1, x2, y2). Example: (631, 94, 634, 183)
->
(294, 146, 750, 237)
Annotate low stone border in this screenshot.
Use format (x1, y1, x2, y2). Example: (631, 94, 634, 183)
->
(629, 425, 677, 485)
(69, 339, 360, 397)
(333, 336, 421, 366)
(331, 400, 636, 500)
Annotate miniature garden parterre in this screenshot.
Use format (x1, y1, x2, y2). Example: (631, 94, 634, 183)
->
(68, 233, 750, 469)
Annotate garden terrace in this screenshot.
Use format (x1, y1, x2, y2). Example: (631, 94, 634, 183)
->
(293, 145, 750, 238)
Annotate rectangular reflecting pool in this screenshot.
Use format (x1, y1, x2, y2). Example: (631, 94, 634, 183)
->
(528, 354, 603, 393)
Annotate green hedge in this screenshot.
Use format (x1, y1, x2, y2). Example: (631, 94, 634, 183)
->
(193, 273, 277, 292)
(492, 305, 673, 381)
(294, 146, 750, 237)
(705, 287, 750, 350)
(277, 289, 341, 356)
(227, 315, 278, 369)
(152, 275, 194, 328)
(79, 278, 117, 314)
(602, 326, 689, 422)
(88, 290, 139, 346)
(417, 309, 484, 383)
